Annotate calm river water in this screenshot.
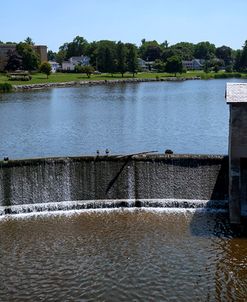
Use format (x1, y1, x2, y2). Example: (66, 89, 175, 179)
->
(0, 79, 246, 159)
(0, 209, 247, 301)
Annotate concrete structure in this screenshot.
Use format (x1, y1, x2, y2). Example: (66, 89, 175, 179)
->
(62, 55, 90, 71)
(0, 43, 47, 71)
(0, 154, 228, 214)
(226, 83, 247, 223)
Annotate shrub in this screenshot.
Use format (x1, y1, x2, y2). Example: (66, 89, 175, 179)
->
(0, 83, 12, 93)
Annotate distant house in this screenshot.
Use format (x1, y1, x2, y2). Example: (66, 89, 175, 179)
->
(62, 55, 90, 71)
(138, 58, 155, 71)
(48, 61, 60, 73)
(182, 59, 205, 70)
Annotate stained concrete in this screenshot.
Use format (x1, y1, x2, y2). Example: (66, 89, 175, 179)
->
(0, 154, 228, 207)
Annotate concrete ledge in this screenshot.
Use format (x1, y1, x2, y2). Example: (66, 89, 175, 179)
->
(0, 154, 229, 209)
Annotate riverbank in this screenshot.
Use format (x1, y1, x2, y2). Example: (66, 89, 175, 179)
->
(11, 77, 202, 91)
(0, 71, 246, 91)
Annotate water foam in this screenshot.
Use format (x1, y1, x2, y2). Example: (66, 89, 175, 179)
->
(0, 198, 228, 220)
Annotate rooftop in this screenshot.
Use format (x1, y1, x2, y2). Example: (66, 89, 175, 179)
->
(226, 83, 247, 104)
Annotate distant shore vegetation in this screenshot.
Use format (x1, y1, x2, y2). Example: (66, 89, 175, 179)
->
(1, 36, 247, 85)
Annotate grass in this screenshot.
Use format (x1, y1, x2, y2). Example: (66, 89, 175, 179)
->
(0, 71, 246, 86)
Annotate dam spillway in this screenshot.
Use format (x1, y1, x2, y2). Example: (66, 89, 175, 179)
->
(0, 154, 228, 215)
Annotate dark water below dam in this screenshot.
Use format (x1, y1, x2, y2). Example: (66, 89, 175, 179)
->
(0, 79, 246, 159)
(1, 209, 247, 301)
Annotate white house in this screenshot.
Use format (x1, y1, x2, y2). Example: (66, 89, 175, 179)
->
(62, 55, 90, 71)
(48, 61, 60, 73)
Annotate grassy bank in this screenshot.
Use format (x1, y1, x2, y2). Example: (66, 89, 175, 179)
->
(0, 71, 246, 86)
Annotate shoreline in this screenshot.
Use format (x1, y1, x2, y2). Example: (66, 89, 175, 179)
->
(12, 76, 201, 91)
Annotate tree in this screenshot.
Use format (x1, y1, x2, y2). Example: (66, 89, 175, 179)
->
(56, 50, 66, 65)
(240, 40, 247, 71)
(216, 45, 233, 65)
(47, 50, 57, 61)
(170, 42, 195, 60)
(139, 40, 162, 61)
(5, 50, 23, 71)
(153, 59, 165, 72)
(96, 40, 117, 74)
(24, 37, 34, 45)
(234, 50, 242, 71)
(82, 65, 95, 78)
(203, 60, 210, 73)
(40, 62, 52, 78)
(194, 41, 216, 60)
(116, 41, 127, 77)
(16, 42, 40, 70)
(165, 55, 183, 76)
(67, 36, 88, 58)
(127, 44, 138, 77)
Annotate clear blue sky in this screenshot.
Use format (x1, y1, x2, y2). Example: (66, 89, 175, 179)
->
(1, 0, 247, 51)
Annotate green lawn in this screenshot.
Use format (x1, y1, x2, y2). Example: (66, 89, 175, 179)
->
(0, 71, 246, 86)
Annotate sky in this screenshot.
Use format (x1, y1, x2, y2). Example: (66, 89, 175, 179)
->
(1, 0, 247, 52)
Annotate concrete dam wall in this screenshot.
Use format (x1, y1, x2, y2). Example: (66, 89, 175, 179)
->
(0, 154, 228, 214)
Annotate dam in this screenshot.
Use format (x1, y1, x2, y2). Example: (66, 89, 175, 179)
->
(0, 154, 228, 214)
(1, 81, 247, 301)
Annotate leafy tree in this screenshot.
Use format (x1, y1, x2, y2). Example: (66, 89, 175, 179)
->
(165, 55, 183, 76)
(56, 50, 66, 65)
(216, 45, 233, 65)
(66, 36, 88, 58)
(24, 37, 34, 45)
(85, 41, 98, 68)
(153, 59, 165, 72)
(240, 40, 247, 71)
(40, 62, 52, 78)
(127, 44, 138, 77)
(161, 40, 169, 49)
(234, 50, 242, 71)
(225, 65, 233, 72)
(96, 40, 117, 74)
(170, 42, 195, 60)
(139, 40, 162, 61)
(5, 50, 23, 71)
(194, 41, 216, 60)
(82, 65, 95, 78)
(47, 50, 57, 61)
(116, 41, 127, 77)
(16, 42, 40, 70)
(203, 60, 210, 73)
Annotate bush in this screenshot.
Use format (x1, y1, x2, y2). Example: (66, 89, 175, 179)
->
(214, 73, 242, 79)
(0, 83, 12, 93)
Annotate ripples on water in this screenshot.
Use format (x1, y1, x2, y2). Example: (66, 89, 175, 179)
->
(1, 209, 247, 301)
(1, 79, 246, 158)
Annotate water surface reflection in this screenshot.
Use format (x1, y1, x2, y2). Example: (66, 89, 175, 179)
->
(0, 209, 247, 301)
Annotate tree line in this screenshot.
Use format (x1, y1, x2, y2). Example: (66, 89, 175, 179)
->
(2, 36, 247, 74)
(49, 36, 247, 74)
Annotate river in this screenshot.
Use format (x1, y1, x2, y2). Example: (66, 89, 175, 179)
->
(0, 209, 247, 301)
(0, 79, 246, 159)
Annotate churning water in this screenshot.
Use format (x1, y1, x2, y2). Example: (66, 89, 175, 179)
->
(0, 79, 246, 159)
(0, 209, 247, 301)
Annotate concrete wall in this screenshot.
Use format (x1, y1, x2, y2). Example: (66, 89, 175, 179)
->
(0, 154, 228, 207)
(0, 44, 47, 71)
(229, 104, 247, 223)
